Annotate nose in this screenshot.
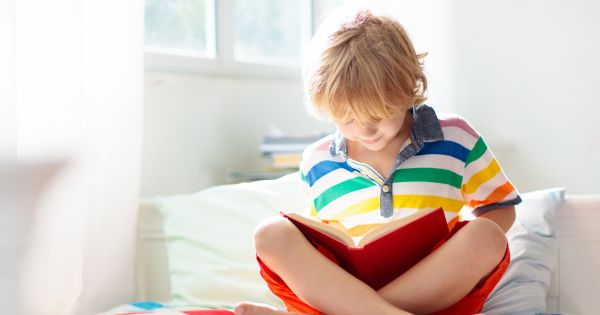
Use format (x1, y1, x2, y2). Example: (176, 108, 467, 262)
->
(359, 124, 377, 138)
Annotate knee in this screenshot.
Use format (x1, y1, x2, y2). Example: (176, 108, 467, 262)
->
(464, 219, 508, 263)
(253, 216, 299, 257)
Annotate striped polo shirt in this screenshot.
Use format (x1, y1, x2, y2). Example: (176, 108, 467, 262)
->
(299, 105, 521, 237)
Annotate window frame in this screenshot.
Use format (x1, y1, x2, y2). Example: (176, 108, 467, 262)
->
(144, 0, 314, 79)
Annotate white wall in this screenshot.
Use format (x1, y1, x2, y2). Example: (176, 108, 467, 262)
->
(367, 0, 458, 115)
(142, 0, 600, 197)
(142, 72, 332, 196)
(141, 0, 458, 197)
(453, 0, 600, 194)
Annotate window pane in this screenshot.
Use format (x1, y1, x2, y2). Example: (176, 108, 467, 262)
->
(313, 0, 348, 31)
(233, 0, 302, 64)
(144, 0, 212, 54)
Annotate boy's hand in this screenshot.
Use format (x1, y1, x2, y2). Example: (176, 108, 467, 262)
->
(477, 206, 516, 233)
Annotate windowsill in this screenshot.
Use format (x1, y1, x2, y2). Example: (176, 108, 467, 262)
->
(144, 50, 302, 80)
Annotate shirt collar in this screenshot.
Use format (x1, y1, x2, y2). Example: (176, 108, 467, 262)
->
(329, 104, 444, 158)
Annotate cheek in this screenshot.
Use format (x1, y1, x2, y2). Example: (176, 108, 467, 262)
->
(380, 124, 397, 136)
(381, 117, 405, 135)
(337, 125, 357, 139)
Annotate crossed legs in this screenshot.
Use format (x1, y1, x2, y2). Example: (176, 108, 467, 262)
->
(235, 216, 507, 315)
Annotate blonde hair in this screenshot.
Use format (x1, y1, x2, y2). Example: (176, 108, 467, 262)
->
(303, 9, 427, 124)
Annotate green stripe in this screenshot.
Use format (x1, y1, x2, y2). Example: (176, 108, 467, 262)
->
(392, 168, 463, 189)
(465, 137, 487, 167)
(314, 177, 376, 212)
(300, 171, 308, 183)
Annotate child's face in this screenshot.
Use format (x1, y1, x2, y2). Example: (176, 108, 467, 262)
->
(334, 110, 409, 152)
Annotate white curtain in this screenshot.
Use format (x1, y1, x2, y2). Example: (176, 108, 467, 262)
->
(10, 0, 144, 314)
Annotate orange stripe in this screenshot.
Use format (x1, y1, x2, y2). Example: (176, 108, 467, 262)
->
(447, 215, 461, 231)
(468, 181, 515, 208)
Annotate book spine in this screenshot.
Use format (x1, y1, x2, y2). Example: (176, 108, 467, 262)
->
(267, 152, 302, 169)
(349, 248, 379, 289)
(260, 143, 311, 153)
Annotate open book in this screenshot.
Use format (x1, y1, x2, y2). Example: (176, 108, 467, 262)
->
(282, 208, 450, 290)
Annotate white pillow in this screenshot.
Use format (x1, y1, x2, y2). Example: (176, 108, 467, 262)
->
(482, 188, 565, 314)
(155, 173, 305, 309)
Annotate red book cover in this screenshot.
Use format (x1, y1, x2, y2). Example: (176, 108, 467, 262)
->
(282, 208, 450, 290)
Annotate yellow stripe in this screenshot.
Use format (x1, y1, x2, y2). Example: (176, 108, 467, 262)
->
(310, 203, 318, 216)
(393, 194, 465, 213)
(330, 197, 380, 221)
(330, 194, 465, 221)
(341, 210, 462, 237)
(463, 159, 501, 195)
(343, 210, 461, 237)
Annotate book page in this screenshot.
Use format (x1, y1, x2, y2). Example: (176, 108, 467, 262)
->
(285, 213, 355, 247)
(357, 208, 437, 247)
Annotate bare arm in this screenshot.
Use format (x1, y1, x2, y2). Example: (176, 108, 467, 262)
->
(477, 206, 516, 233)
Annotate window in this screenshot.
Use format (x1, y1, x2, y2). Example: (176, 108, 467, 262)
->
(312, 0, 347, 31)
(233, 0, 303, 66)
(144, 0, 215, 57)
(144, 0, 347, 76)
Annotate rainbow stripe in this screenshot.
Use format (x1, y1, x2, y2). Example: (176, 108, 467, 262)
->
(299, 112, 520, 236)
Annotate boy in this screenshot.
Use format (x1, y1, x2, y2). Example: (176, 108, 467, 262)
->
(236, 9, 519, 315)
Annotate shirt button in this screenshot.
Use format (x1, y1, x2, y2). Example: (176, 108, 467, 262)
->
(382, 184, 390, 193)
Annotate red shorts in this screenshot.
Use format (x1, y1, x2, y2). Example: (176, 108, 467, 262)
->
(257, 220, 510, 315)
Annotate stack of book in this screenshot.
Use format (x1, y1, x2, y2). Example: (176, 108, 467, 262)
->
(226, 132, 328, 183)
(260, 133, 327, 169)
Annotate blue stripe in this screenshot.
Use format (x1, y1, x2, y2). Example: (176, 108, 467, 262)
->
(416, 141, 469, 162)
(129, 301, 166, 310)
(306, 161, 356, 187)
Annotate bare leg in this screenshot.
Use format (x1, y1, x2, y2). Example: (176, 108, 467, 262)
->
(377, 218, 507, 313)
(234, 302, 305, 315)
(250, 216, 409, 315)
(243, 216, 506, 315)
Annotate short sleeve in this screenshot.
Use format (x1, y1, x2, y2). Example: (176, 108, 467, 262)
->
(461, 130, 521, 216)
(299, 137, 330, 218)
(299, 169, 317, 217)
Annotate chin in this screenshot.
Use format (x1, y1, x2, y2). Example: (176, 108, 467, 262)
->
(362, 141, 387, 151)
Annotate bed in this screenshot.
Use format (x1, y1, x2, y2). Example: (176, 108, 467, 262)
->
(123, 173, 599, 315)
